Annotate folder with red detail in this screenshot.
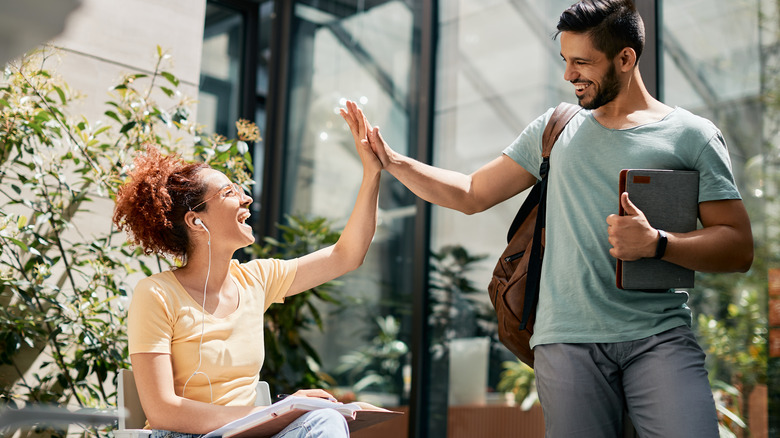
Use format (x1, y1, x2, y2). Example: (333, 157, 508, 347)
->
(616, 169, 699, 290)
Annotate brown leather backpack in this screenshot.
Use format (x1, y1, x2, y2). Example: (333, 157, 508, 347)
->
(487, 102, 581, 367)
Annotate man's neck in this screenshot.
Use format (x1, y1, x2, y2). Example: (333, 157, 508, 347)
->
(591, 71, 673, 130)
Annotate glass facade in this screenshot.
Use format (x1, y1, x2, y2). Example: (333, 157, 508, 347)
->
(199, 0, 775, 436)
(282, 0, 419, 407)
(662, 1, 770, 436)
(199, 4, 245, 139)
(431, 0, 576, 394)
(199, 0, 273, 213)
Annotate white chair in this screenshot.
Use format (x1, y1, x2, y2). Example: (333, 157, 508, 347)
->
(116, 368, 151, 437)
(254, 380, 272, 407)
(115, 369, 272, 437)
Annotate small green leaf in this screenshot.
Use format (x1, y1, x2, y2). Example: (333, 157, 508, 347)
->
(160, 71, 179, 87)
(93, 125, 111, 136)
(52, 86, 67, 104)
(8, 238, 28, 252)
(139, 261, 152, 276)
(104, 110, 121, 123)
(119, 121, 137, 134)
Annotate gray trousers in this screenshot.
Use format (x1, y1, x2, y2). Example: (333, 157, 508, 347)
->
(534, 325, 719, 438)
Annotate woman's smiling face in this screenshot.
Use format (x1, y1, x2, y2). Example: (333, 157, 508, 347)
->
(194, 168, 255, 249)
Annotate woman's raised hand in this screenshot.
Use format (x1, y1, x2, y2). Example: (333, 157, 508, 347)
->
(339, 100, 382, 175)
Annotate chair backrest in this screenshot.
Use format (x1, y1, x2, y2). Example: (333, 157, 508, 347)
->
(254, 381, 271, 406)
(119, 368, 147, 430)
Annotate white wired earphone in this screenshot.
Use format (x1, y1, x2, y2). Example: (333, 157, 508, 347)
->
(182, 218, 214, 403)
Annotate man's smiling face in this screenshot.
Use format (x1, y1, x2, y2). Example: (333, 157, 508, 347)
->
(559, 31, 623, 110)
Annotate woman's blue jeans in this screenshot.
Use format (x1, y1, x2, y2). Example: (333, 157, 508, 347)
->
(150, 407, 350, 438)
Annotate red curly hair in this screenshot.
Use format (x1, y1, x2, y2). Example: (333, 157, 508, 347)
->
(113, 145, 210, 259)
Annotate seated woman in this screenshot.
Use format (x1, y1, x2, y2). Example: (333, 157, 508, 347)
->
(113, 102, 377, 438)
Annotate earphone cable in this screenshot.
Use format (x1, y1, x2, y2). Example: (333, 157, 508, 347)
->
(182, 231, 214, 403)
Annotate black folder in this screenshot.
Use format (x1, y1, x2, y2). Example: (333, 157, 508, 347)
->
(616, 169, 699, 290)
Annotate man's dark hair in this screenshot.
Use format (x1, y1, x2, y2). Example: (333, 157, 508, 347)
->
(555, 0, 645, 62)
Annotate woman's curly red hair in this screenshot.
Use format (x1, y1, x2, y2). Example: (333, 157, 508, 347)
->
(113, 145, 209, 259)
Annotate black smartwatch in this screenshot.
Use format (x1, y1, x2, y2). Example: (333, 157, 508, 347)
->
(653, 229, 668, 259)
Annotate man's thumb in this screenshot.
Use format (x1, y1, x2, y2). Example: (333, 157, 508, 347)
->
(621, 192, 638, 216)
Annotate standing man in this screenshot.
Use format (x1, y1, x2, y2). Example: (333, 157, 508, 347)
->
(352, 0, 754, 436)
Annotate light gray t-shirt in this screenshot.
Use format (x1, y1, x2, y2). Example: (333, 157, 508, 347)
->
(502, 106, 741, 347)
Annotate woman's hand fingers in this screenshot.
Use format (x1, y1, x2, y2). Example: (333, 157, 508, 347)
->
(291, 388, 338, 402)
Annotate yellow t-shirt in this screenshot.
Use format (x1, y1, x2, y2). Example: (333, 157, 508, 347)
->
(127, 258, 298, 406)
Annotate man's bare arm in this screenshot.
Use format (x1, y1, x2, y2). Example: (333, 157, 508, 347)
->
(607, 195, 753, 273)
(664, 199, 753, 272)
(367, 127, 536, 214)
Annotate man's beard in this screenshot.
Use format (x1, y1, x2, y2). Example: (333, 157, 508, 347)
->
(578, 63, 621, 110)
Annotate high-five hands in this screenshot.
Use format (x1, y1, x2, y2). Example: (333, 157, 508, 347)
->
(338, 100, 397, 169)
(606, 192, 660, 261)
(339, 100, 382, 174)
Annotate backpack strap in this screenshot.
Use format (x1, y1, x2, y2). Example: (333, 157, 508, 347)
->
(505, 103, 582, 242)
(520, 102, 582, 329)
(539, 102, 582, 176)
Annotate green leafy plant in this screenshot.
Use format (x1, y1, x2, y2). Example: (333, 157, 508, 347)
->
(711, 379, 748, 438)
(0, 48, 156, 437)
(0, 46, 263, 437)
(696, 286, 767, 437)
(428, 244, 493, 357)
(497, 360, 537, 410)
(335, 315, 408, 395)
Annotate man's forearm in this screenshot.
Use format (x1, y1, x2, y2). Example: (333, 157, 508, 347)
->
(384, 152, 482, 214)
(661, 225, 753, 273)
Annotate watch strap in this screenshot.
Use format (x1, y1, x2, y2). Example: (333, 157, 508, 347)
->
(653, 229, 668, 259)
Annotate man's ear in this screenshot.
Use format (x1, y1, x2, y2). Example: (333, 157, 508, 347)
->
(617, 47, 637, 72)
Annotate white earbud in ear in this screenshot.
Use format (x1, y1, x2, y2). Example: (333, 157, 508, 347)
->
(195, 218, 208, 232)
